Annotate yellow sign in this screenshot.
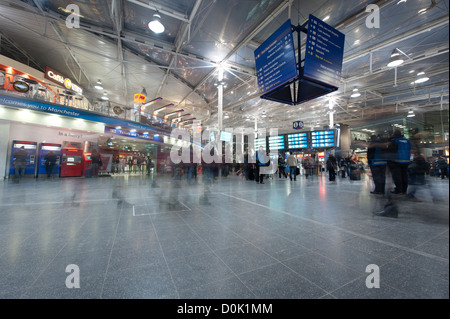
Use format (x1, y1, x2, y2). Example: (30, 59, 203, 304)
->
(134, 93, 146, 104)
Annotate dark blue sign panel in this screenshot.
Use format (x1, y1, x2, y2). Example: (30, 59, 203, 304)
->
(303, 15, 345, 88)
(293, 121, 304, 130)
(255, 19, 298, 95)
(311, 130, 335, 148)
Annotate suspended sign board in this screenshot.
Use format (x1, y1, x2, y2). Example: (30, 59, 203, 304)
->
(303, 15, 345, 88)
(254, 19, 298, 96)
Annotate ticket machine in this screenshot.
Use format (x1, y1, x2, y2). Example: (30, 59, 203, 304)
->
(82, 152, 92, 177)
(9, 140, 38, 177)
(60, 147, 83, 177)
(36, 143, 61, 178)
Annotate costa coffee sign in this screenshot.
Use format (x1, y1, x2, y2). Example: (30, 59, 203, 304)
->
(44, 66, 83, 94)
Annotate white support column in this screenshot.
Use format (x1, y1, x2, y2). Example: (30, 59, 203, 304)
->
(329, 99, 334, 128)
(0, 120, 11, 179)
(218, 68, 224, 132)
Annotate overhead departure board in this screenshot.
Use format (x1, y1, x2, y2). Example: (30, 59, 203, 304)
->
(288, 132, 308, 149)
(268, 136, 285, 150)
(311, 130, 335, 148)
(254, 138, 266, 149)
(254, 19, 298, 95)
(303, 15, 345, 88)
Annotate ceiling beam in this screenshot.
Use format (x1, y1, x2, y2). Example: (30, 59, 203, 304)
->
(176, 0, 291, 108)
(156, 0, 203, 98)
(30, 0, 91, 87)
(126, 0, 190, 23)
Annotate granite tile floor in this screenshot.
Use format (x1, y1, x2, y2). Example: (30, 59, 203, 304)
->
(0, 172, 448, 299)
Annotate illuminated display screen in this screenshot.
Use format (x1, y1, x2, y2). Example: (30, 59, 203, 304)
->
(311, 130, 335, 148)
(268, 136, 285, 150)
(254, 138, 266, 149)
(288, 133, 308, 148)
(14, 143, 36, 150)
(220, 131, 232, 142)
(210, 132, 215, 142)
(67, 157, 75, 163)
(42, 146, 61, 151)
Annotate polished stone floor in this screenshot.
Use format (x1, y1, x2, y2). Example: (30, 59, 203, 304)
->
(0, 171, 448, 299)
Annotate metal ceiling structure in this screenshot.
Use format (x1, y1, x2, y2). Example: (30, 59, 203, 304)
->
(0, 0, 448, 133)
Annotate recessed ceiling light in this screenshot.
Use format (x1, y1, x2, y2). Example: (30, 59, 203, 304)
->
(323, 15, 330, 21)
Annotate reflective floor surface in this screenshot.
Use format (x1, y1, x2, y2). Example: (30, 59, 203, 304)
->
(0, 172, 448, 299)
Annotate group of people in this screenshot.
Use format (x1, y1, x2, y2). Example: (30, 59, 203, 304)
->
(13, 146, 58, 181)
(366, 129, 445, 218)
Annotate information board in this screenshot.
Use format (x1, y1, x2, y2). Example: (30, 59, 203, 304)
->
(254, 138, 266, 149)
(254, 19, 298, 95)
(268, 136, 285, 150)
(311, 130, 335, 148)
(303, 15, 345, 88)
(288, 133, 308, 149)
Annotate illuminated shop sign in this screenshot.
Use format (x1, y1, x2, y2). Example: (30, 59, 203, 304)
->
(44, 66, 83, 94)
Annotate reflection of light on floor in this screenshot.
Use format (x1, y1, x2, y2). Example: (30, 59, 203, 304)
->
(319, 184, 326, 202)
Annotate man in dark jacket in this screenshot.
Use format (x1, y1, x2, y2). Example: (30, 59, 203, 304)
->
(44, 150, 58, 178)
(368, 135, 387, 194)
(326, 154, 337, 182)
(438, 156, 448, 179)
(387, 129, 411, 194)
(14, 146, 28, 179)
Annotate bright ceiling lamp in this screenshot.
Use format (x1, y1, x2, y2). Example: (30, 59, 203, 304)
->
(351, 88, 361, 98)
(94, 80, 103, 90)
(148, 13, 164, 34)
(407, 110, 415, 117)
(387, 49, 404, 68)
(414, 71, 429, 84)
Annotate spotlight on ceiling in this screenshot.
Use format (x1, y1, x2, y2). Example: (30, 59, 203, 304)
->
(95, 80, 103, 90)
(148, 13, 165, 34)
(414, 71, 429, 84)
(387, 49, 405, 68)
(350, 88, 361, 98)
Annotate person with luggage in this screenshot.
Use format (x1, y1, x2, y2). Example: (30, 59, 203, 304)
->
(278, 153, 287, 179)
(438, 155, 448, 179)
(255, 146, 267, 184)
(286, 153, 298, 181)
(326, 154, 338, 182)
(349, 153, 360, 180)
